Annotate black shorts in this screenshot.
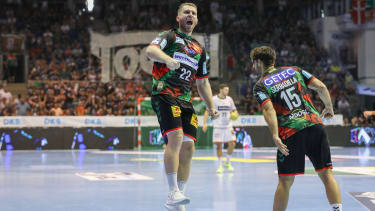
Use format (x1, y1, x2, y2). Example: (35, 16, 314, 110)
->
(277, 125, 333, 176)
(151, 94, 198, 144)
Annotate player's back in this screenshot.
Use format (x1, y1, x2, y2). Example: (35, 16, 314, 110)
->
(253, 66, 322, 140)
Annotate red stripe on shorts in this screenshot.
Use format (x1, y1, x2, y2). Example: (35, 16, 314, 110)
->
(315, 166, 333, 172)
(162, 127, 183, 137)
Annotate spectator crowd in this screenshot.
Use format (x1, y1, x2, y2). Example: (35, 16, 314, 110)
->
(0, 0, 372, 126)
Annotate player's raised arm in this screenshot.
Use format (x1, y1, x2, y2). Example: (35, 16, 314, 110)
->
(307, 78, 334, 119)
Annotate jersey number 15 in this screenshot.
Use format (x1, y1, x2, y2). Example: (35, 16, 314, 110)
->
(280, 87, 302, 110)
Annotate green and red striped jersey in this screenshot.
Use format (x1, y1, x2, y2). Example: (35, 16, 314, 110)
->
(253, 66, 323, 140)
(150, 29, 209, 102)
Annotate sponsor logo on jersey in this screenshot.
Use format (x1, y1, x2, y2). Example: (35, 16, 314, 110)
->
(264, 68, 296, 87)
(171, 105, 181, 117)
(288, 109, 309, 120)
(257, 91, 268, 101)
(217, 106, 231, 111)
(302, 70, 313, 79)
(175, 37, 185, 45)
(184, 46, 196, 54)
(160, 39, 167, 49)
(151, 37, 161, 45)
(157, 81, 164, 91)
(190, 113, 198, 128)
(202, 61, 207, 75)
(270, 77, 298, 93)
(173, 52, 198, 70)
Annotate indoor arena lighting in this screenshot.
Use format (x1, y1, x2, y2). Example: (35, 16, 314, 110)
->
(86, 0, 94, 12)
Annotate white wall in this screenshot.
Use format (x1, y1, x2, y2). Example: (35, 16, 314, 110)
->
(358, 30, 375, 85)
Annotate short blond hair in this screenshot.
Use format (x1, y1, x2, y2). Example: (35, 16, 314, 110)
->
(177, 2, 197, 14)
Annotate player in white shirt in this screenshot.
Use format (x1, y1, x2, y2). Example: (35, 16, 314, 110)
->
(203, 84, 239, 173)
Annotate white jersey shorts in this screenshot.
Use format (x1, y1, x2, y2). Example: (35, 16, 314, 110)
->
(213, 127, 236, 144)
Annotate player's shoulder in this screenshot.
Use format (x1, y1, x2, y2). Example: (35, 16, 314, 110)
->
(254, 76, 265, 87)
(253, 77, 266, 94)
(158, 29, 175, 38)
(279, 66, 304, 73)
(226, 95, 234, 101)
(191, 37, 203, 46)
(189, 36, 205, 50)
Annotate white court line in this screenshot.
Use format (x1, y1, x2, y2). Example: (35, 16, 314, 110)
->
(91, 150, 375, 159)
(0, 149, 99, 153)
(233, 147, 276, 153)
(332, 155, 375, 160)
(91, 151, 164, 155)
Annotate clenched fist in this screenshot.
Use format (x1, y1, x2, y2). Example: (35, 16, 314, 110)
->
(166, 58, 180, 70)
(208, 108, 219, 120)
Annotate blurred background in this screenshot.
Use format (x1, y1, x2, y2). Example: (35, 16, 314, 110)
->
(0, 0, 374, 149)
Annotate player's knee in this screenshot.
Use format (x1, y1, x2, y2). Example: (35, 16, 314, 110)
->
(318, 169, 334, 184)
(278, 176, 294, 188)
(182, 142, 194, 155)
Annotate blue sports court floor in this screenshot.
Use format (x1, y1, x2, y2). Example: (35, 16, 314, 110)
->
(1, 147, 374, 211)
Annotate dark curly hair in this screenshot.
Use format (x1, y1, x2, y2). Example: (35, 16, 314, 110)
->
(250, 46, 276, 68)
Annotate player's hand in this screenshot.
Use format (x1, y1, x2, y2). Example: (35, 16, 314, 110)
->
(166, 58, 180, 70)
(202, 124, 207, 133)
(364, 111, 372, 119)
(321, 107, 334, 120)
(273, 135, 289, 156)
(208, 108, 219, 120)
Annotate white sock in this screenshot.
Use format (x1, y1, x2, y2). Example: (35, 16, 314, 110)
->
(218, 157, 222, 166)
(331, 203, 342, 211)
(226, 154, 231, 164)
(166, 172, 179, 192)
(178, 181, 187, 193)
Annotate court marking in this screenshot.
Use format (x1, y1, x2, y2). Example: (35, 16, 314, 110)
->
(332, 155, 375, 160)
(289, 167, 375, 176)
(76, 172, 154, 181)
(349, 192, 375, 211)
(92, 150, 164, 155)
(130, 157, 274, 163)
(30, 165, 75, 170)
(130, 158, 163, 162)
(90, 149, 375, 159)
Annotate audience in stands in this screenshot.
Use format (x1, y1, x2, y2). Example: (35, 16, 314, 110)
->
(0, 0, 370, 126)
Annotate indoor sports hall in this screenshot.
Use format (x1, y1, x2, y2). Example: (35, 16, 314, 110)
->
(1, 0, 375, 210)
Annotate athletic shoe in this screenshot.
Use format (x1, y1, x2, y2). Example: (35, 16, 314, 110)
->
(165, 190, 190, 206)
(164, 204, 186, 211)
(225, 163, 234, 172)
(216, 165, 224, 173)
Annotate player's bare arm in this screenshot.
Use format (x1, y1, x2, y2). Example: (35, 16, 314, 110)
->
(145, 45, 180, 70)
(262, 101, 289, 156)
(196, 78, 219, 119)
(363, 111, 375, 118)
(308, 78, 334, 119)
(203, 110, 209, 132)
